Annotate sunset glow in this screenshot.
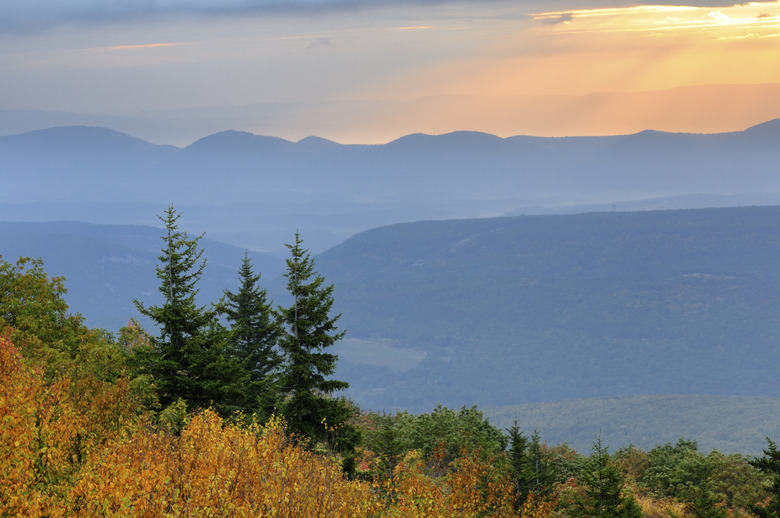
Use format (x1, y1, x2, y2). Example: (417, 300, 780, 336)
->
(533, 3, 780, 36)
(2, 0, 780, 143)
(521, 2, 780, 94)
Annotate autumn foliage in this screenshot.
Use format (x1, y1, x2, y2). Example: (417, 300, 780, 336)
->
(69, 411, 381, 517)
(0, 330, 78, 516)
(372, 445, 518, 518)
(2, 329, 532, 517)
(1, 329, 375, 516)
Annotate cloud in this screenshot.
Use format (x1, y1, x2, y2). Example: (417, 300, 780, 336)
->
(652, 0, 762, 5)
(708, 10, 730, 20)
(0, 0, 459, 33)
(540, 13, 574, 25)
(307, 37, 333, 49)
(110, 42, 177, 50)
(1, 0, 770, 33)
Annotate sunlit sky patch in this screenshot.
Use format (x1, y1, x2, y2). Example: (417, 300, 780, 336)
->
(533, 2, 780, 37)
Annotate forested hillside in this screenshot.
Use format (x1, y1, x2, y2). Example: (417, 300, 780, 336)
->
(0, 221, 281, 331)
(319, 206, 780, 411)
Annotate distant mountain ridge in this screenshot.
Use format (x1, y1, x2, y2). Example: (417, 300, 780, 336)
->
(4, 83, 780, 145)
(4, 117, 780, 203)
(3, 119, 780, 253)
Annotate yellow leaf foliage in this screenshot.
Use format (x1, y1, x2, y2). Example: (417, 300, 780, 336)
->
(520, 492, 556, 518)
(68, 410, 381, 517)
(375, 448, 517, 518)
(0, 330, 80, 517)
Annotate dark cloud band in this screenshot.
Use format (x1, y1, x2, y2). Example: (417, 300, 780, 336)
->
(0, 0, 763, 33)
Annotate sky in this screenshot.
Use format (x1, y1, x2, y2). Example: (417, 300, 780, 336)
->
(2, 0, 780, 144)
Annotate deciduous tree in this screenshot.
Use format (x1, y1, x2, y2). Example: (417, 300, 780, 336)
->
(0, 255, 90, 370)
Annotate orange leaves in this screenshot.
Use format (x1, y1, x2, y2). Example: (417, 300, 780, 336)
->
(446, 449, 516, 517)
(0, 330, 79, 517)
(69, 411, 380, 517)
(2, 328, 376, 517)
(0, 330, 39, 515)
(634, 494, 688, 518)
(374, 447, 518, 518)
(520, 492, 557, 518)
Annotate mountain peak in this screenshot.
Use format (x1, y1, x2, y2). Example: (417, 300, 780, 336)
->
(743, 117, 780, 137)
(182, 130, 295, 154)
(0, 125, 176, 154)
(297, 135, 340, 148)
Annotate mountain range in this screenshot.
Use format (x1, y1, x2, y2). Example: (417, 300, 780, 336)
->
(0, 221, 282, 332)
(4, 83, 780, 145)
(3, 120, 780, 254)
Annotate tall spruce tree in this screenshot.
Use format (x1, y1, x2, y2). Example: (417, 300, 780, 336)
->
(220, 251, 282, 417)
(277, 232, 351, 446)
(507, 421, 533, 509)
(133, 205, 235, 412)
(577, 434, 642, 518)
(528, 429, 557, 495)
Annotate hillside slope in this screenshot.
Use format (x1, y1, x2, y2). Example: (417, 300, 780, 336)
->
(0, 221, 282, 331)
(483, 395, 780, 456)
(317, 206, 780, 411)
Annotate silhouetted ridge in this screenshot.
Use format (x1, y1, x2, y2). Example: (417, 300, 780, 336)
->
(385, 130, 504, 151)
(181, 130, 296, 156)
(0, 125, 176, 155)
(297, 135, 339, 148)
(743, 117, 780, 138)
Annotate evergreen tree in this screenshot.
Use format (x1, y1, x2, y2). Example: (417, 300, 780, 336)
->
(528, 429, 557, 495)
(277, 232, 351, 446)
(133, 205, 235, 412)
(220, 251, 282, 417)
(369, 412, 407, 504)
(507, 421, 533, 509)
(578, 434, 642, 518)
(750, 437, 780, 518)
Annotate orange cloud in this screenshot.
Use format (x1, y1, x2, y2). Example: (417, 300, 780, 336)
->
(395, 25, 433, 31)
(111, 43, 177, 50)
(531, 2, 780, 38)
(514, 2, 780, 93)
